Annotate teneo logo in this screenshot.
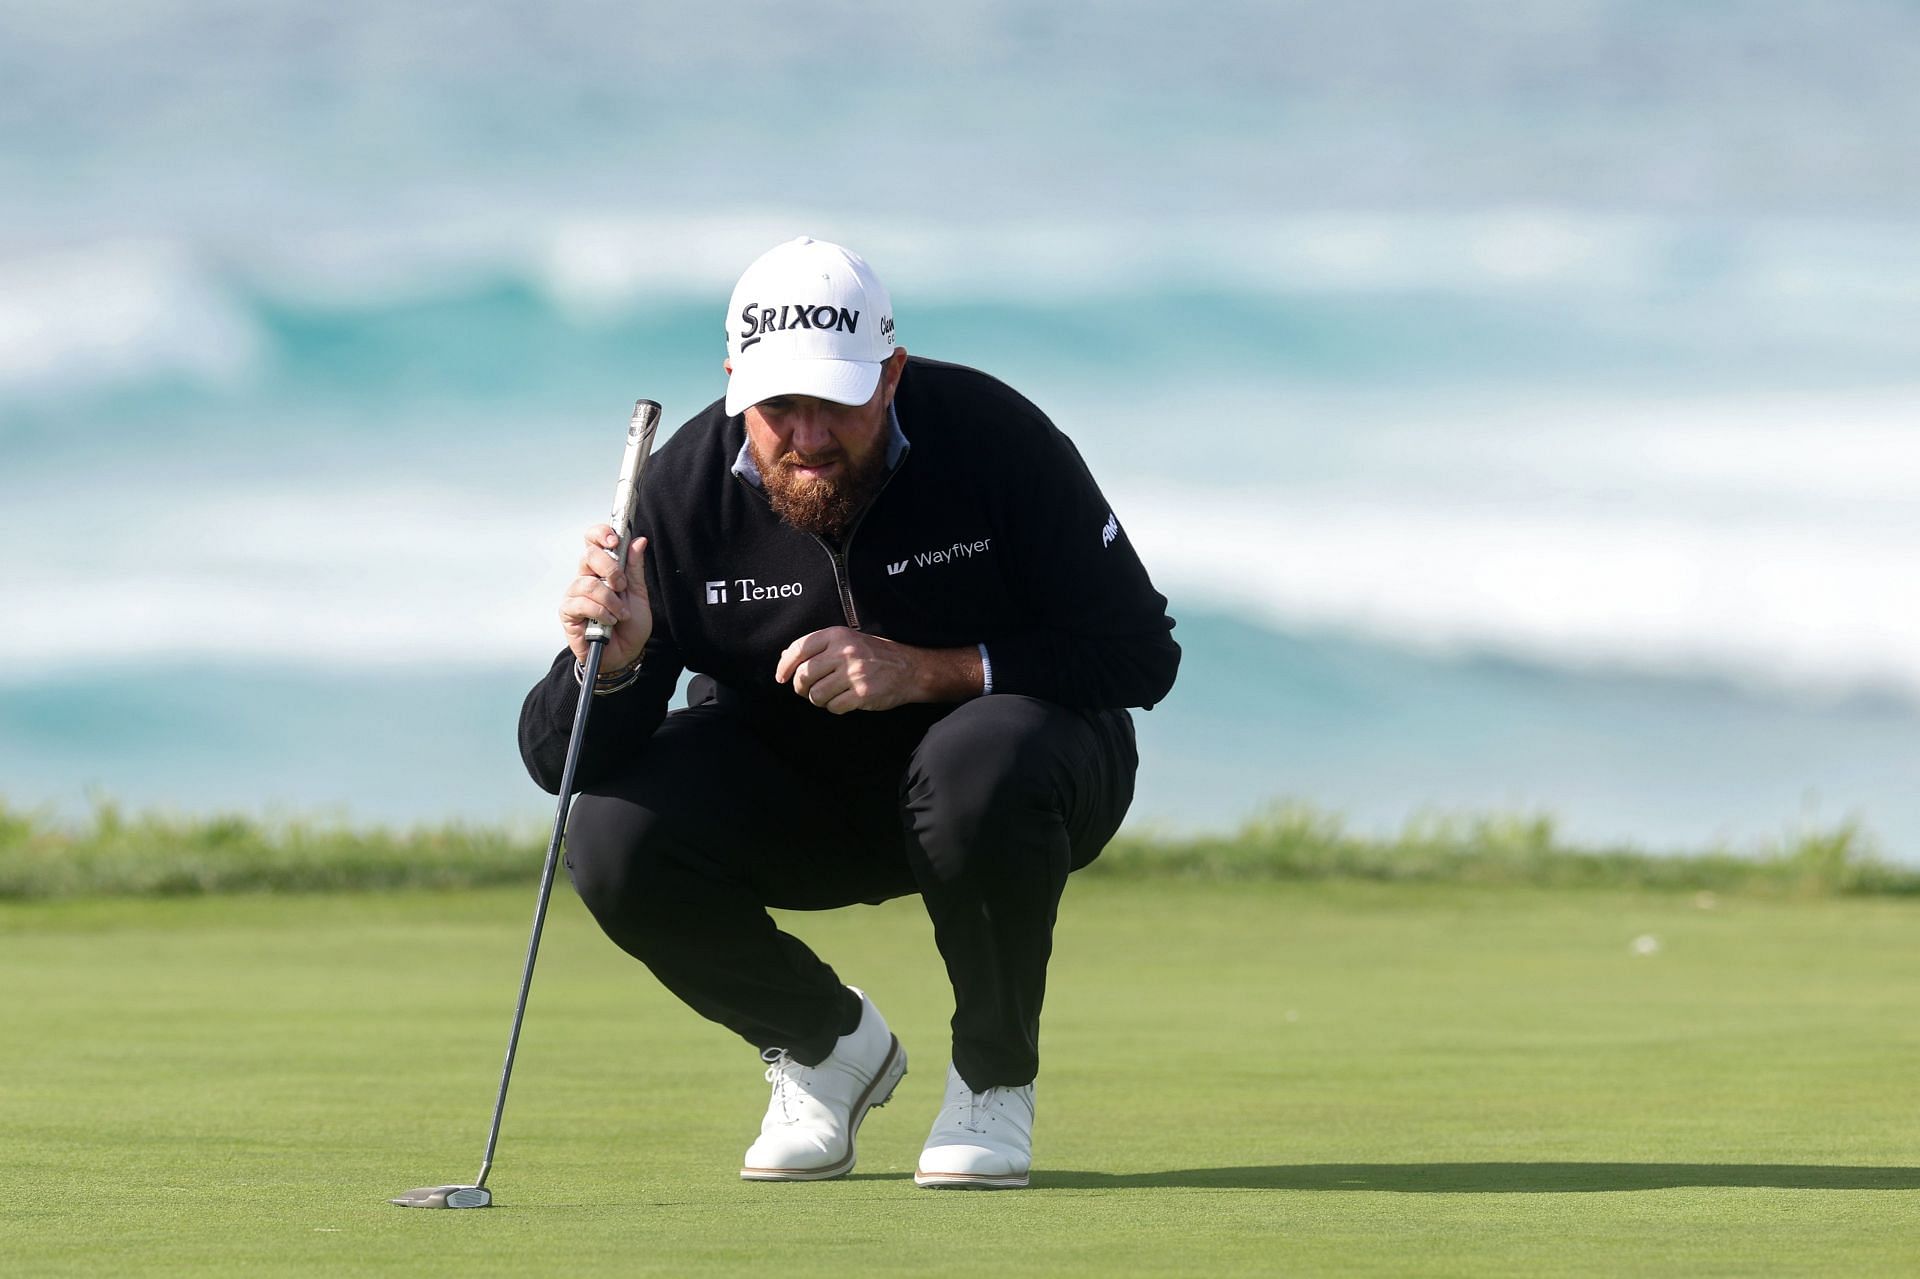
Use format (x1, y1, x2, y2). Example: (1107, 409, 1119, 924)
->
(1101, 512, 1120, 548)
(706, 577, 805, 604)
(737, 303, 861, 350)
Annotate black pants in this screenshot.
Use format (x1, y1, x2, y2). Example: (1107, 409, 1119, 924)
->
(563, 694, 1137, 1090)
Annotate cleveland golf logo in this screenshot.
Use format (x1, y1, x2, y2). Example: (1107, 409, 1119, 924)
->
(706, 577, 804, 604)
(737, 303, 862, 350)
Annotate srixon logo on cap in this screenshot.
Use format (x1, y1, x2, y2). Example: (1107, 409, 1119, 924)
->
(737, 303, 862, 349)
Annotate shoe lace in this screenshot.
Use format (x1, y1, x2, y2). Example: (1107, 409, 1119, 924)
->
(956, 1086, 995, 1135)
(762, 1047, 803, 1122)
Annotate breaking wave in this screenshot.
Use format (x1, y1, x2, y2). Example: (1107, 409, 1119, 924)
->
(5, 383, 1920, 710)
(8, 209, 1920, 404)
(0, 240, 264, 398)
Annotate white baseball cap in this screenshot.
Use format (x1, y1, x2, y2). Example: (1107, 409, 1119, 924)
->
(724, 237, 897, 416)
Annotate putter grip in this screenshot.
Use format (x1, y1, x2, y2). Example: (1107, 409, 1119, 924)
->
(583, 399, 662, 643)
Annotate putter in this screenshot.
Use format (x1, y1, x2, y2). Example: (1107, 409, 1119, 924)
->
(393, 398, 662, 1210)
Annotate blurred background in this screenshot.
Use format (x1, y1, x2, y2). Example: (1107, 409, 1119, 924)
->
(3, 0, 1917, 857)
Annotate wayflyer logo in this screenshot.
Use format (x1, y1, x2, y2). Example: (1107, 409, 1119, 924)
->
(883, 538, 993, 576)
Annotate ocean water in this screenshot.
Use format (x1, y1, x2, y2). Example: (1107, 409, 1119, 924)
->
(3, 2, 1919, 856)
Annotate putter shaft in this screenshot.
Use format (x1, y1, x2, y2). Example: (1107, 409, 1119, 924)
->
(398, 400, 657, 1209)
(475, 635, 606, 1189)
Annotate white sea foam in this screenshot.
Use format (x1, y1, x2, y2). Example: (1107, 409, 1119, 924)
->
(5, 209, 1918, 403)
(1099, 388, 1920, 704)
(0, 482, 574, 674)
(0, 240, 263, 396)
(532, 209, 1920, 310)
(2, 215, 1916, 705)
(5, 386, 1920, 708)
(1119, 483, 1920, 703)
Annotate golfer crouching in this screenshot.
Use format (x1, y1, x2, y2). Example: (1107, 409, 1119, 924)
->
(518, 237, 1179, 1188)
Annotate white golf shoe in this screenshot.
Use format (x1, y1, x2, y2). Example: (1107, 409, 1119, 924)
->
(740, 987, 906, 1181)
(914, 1063, 1035, 1189)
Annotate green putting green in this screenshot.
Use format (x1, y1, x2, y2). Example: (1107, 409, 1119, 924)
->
(5, 880, 1918, 1276)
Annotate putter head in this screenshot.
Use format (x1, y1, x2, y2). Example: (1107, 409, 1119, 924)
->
(390, 1184, 491, 1209)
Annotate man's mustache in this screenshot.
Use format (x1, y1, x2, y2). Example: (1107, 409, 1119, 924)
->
(777, 449, 844, 469)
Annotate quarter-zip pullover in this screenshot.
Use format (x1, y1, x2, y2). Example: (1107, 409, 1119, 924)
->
(520, 356, 1179, 793)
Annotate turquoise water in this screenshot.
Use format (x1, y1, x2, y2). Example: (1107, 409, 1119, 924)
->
(4, 3, 1919, 855)
(4, 615, 1913, 855)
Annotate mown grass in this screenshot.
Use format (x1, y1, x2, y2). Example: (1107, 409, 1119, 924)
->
(2, 797, 1914, 901)
(5, 881, 1920, 1277)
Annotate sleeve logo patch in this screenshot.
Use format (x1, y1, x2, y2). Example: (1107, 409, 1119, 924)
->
(1101, 512, 1120, 548)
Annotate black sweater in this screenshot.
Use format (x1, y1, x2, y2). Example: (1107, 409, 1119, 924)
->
(519, 356, 1180, 793)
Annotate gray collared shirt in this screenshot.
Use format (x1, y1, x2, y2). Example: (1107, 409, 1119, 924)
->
(730, 403, 911, 488)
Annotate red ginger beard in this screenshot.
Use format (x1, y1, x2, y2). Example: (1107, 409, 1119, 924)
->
(749, 435, 892, 542)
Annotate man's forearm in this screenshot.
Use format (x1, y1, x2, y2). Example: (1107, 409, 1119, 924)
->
(518, 647, 677, 793)
(973, 627, 1179, 710)
(909, 642, 986, 703)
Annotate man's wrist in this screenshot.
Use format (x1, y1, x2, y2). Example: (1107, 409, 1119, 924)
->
(575, 654, 642, 696)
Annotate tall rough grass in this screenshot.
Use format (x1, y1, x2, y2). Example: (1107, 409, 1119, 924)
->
(1089, 802, 1919, 896)
(0, 800, 541, 899)
(1, 798, 1913, 901)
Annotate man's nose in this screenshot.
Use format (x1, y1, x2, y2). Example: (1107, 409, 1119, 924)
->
(788, 409, 834, 454)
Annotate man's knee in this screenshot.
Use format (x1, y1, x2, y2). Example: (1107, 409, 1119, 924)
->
(564, 793, 687, 943)
(905, 696, 1137, 880)
(904, 697, 1087, 849)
